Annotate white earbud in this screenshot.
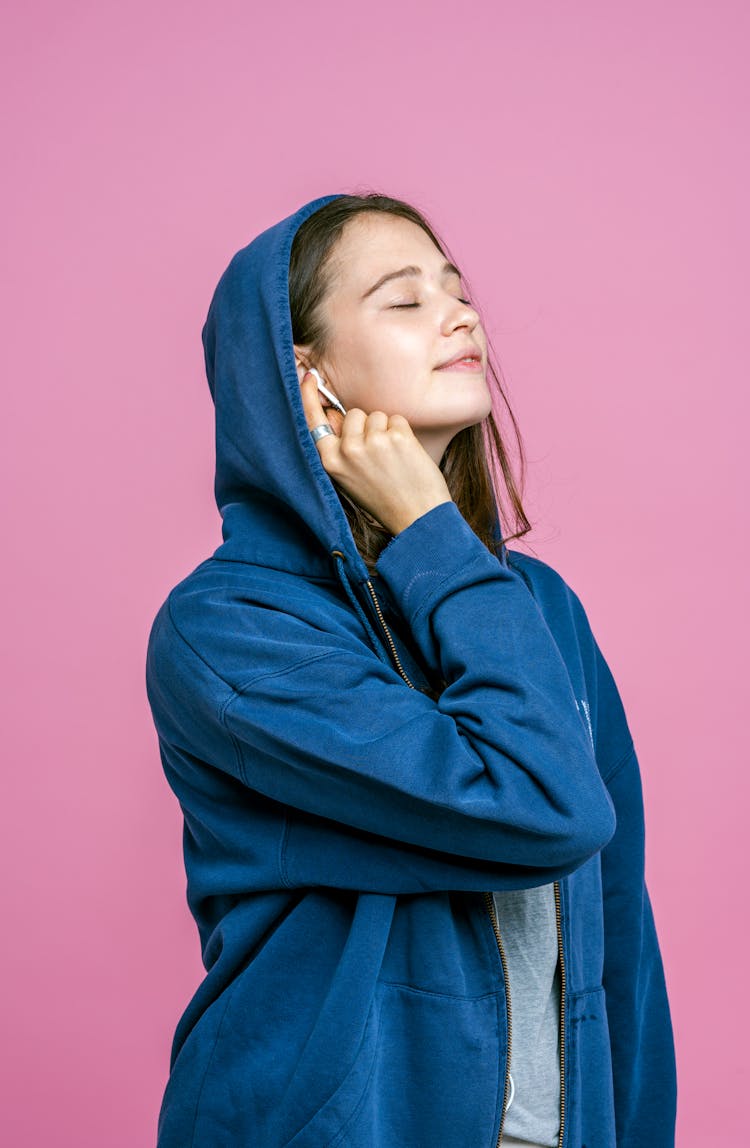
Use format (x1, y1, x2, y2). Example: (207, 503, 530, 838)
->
(306, 367, 347, 416)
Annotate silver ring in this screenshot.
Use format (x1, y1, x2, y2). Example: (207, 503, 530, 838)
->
(310, 423, 335, 443)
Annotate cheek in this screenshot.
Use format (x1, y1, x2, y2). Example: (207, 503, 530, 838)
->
(355, 332, 428, 412)
(326, 318, 432, 414)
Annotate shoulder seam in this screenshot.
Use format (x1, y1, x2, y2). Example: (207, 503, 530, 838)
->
(167, 593, 343, 700)
(221, 651, 341, 791)
(231, 650, 340, 696)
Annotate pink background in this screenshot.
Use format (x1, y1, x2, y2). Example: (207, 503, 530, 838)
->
(2, 2, 747, 1143)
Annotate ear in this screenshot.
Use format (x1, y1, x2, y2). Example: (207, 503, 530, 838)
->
(293, 344, 313, 387)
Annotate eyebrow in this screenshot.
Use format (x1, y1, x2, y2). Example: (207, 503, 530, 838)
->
(360, 261, 462, 301)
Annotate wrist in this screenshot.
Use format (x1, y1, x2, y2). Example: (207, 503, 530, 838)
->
(387, 496, 454, 537)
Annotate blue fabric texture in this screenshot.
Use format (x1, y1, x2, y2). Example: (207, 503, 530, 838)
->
(145, 193, 677, 1146)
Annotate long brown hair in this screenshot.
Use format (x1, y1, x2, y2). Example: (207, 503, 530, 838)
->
(289, 191, 533, 574)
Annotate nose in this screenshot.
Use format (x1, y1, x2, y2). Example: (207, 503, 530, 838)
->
(442, 296, 480, 336)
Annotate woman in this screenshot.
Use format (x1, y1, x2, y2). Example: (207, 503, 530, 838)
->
(145, 191, 677, 1147)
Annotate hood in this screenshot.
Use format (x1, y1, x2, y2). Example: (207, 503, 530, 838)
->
(201, 192, 508, 598)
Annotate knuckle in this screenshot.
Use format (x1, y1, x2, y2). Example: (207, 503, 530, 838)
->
(338, 437, 360, 459)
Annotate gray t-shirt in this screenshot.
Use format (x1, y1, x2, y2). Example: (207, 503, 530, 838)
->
(491, 882, 561, 1147)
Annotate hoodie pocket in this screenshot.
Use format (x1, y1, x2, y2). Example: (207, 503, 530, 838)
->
(565, 985, 616, 1147)
(280, 989, 381, 1148)
(285, 982, 503, 1148)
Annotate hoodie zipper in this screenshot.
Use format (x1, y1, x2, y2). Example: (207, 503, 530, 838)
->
(484, 885, 567, 1148)
(483, 891, 513, 1147)
(553, 881, 567, 1148)
(364, 577, 567, 1148)
(364, 579, 418, 688)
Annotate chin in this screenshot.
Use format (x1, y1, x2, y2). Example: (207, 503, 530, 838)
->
(463, 394, 493, 423)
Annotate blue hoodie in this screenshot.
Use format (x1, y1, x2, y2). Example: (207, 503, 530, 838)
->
(145, 193, 677, 1147)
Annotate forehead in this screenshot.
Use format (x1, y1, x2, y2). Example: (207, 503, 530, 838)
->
(329, 213, 445, 291)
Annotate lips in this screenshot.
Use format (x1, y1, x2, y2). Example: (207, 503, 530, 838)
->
(435, 347, 482, 369)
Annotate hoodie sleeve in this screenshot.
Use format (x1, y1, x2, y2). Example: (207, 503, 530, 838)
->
(149, 500, 617, 881)
(590, 638, 678, 1144)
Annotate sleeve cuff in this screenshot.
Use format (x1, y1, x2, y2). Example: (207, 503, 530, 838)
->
(374, 500, 506, 623)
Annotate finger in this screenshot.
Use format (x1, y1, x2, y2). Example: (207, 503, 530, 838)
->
(362, 410, 389, 438)
(336, 405, 367, 441)
(300, 371, 336, 434)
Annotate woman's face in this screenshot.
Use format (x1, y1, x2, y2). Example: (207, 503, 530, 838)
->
(294, 213, 492, 464)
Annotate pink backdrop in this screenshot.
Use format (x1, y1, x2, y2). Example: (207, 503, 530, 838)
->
(2, 1, 747, 1143)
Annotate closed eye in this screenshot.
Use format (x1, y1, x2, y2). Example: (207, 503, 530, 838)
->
(391, 298, 471, 310)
